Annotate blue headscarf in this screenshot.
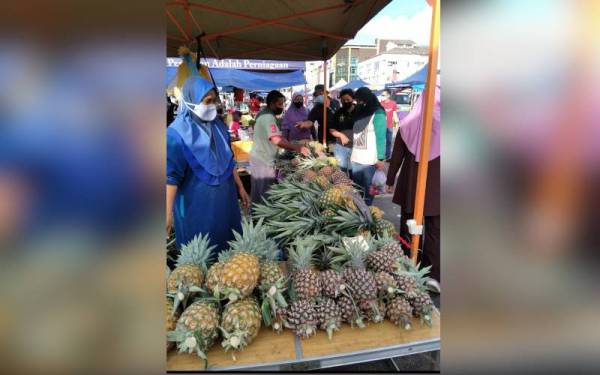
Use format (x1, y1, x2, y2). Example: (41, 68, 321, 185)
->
(169, 76, 234, 185)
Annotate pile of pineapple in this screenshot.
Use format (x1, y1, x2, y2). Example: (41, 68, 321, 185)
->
(165, 149, 438, 365)
(165, 219, 289, 365)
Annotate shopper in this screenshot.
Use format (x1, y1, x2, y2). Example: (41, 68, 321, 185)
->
(380, 88, 399, 161)
(250, 90, 310, 204)
(167, 76, 250, 254)
(305, 90, 335, 145)
(281, 92, 311, 143)
(386, 85, 440, 284)
(330, 88, 356, 173)
(230, 111, 242, 140)
(350, 87, 387, 206)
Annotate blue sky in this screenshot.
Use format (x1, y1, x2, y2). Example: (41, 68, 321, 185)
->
(348, 0, 431, 45)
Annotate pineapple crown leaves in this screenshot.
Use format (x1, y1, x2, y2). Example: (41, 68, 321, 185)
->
(331, 236, 375, 269)
(287, 238, 318, 271)
(176, 233, 216, 271)
(223, 217, 279, 262)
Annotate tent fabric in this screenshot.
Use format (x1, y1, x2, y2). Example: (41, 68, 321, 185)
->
(338, 78, 371, 90)
(330, 79, 347, 91)
(166, 66, 178, 87)
(166, 0, 391, 60)
(210, 69, 306, 91)
(167, 67, 306, 91)
(386, 64, 428, 88)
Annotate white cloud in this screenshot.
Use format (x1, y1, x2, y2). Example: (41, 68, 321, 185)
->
(350, 7, 432, 46)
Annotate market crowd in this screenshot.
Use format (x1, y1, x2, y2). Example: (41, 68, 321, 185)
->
(166, 78, 440, 284)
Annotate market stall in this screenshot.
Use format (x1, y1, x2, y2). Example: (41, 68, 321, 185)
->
(165, 0, 440, 371)
(168, 315, 440, 371)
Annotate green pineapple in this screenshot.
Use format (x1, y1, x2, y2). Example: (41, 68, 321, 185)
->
(288, 239, 321, 301)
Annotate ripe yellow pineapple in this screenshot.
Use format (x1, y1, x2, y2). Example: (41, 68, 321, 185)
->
(317, 187, 345, 208)
(370, 206, 384, 221)
(167, 234, 215, 312)
(220, 297, 262, 360)
(166, 296, 179, 352)
(313, 175, 331, 189)
(167, 300, 220, 366)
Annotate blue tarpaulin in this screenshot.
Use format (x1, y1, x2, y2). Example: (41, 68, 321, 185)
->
(166, 67, 306, 91)
(386, 64, 428, 88)
(338, 78, 371, 90)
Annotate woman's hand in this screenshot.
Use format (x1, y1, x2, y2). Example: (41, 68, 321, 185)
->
(297, 145, 310, 156)
(238, 186, 251, 209)
(386, 185, 394, 194)
(339, 133, 350, 145)
(375, 160, 385, 170)
(295, 121, 313, 129)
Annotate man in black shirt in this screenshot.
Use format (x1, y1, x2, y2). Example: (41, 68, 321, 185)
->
(329, 88, 356, 172)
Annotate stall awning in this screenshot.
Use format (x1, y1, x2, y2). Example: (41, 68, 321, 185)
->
(166, 0, 391, 60)
(210, 69, 306, 91)
(338, 77, 371, 90)
(167, 67, 306, 90)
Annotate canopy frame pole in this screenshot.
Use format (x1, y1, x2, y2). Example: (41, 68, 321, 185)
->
(409, 0, 440, 265)
(322, 59, 328, 146)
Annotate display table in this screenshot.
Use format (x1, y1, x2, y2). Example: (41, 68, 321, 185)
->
(167, 313, 440, 371)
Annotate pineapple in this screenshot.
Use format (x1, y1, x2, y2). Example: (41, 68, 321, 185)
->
(359, 298, 386, 323)
(343, 194, 358, 212)
(331, 170, 350, 185)
(220, 297, 262, 359)
(315, 298, 342, 340)
(302, 169, 318, 182)
(377, 236, 406, 257)
(317, 187, 345, 208)
(215, 218, 266, 301)
(387, 296, 414, 330)
(369, 206, 384, 221)
(374, 271, 400, 297)
(205, 261, 225, 295)
(375, 219, 397, 237)
(284, 299, 318, 338)
(366, 246, 405, 273)
(166, 300, 220, 365)
(167, 234, 215, 312)
(313, 175, 331, 190)
(288, 239, 321, 300)
(333, 239, 378, 303)
(316, 248, 345, 299)
(318, 165, 334, 177)
(327, 157, 338, 167)
(257, 238, 289, 330)
(409, 290, 435, 327)
(321, 208, 337, 224)
(337, 295, 366, 328)
(394, 274, 418, 298)
(166, 296, 179, 352)
(332, 238, 380, 322)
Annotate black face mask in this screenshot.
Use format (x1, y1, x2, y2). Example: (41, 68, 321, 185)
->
(342, 102, 353, 110)
(273, 107, 284, 115)
(293, 102, 303, 108)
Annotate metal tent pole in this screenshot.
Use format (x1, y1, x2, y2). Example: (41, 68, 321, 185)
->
(322, 59, 328, 145)
(409, 0, 440, 265)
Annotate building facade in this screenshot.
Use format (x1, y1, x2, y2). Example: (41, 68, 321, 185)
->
(358, 40, 428, 88)
(330, 44, 377, 84)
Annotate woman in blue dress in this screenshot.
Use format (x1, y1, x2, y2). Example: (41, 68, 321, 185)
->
(167, 76, 250, 254)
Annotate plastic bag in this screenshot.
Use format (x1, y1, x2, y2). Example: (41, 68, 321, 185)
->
(370, 170, 387, 196)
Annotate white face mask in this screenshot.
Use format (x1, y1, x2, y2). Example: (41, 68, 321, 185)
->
(185, 101, 217, 122)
